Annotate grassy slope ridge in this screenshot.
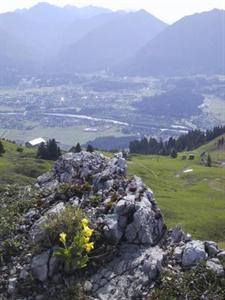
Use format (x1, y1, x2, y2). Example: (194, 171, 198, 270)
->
(0, 140, 52, 185)
(128, 134, 225, 244)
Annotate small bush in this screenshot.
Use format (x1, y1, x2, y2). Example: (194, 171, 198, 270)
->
(55, 283, 88, 300)
(0, 238, 21, 265)
(42, 206, 85, 247)
(148, 263, 225, 300)
(0, 185, 37, 238)
(16, 147, 24, 153)
(56, 182, 92, 199)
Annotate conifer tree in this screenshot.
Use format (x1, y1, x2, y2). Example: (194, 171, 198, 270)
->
(206, 154, 212, 167)
(86, 144, 94, 153)
(37, 139, 61, 160)
(37, 142, 47, 159)
(0, 140, 5, 156)
(75, 143, 82, 153)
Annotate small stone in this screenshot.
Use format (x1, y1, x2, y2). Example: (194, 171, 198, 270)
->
(184, 234, 192, 243)
(35, 295, 44, 300)
(8, 277, 17, 295)
(174, 246, 184, 262)
(83, 280, 93, 293)
(19, 269, 29, 280)
(171, 225, 185, 244)
(31, 250, 50, 282)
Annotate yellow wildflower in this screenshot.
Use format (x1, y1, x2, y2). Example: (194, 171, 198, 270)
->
(59, 232, 67, 245)
(84, 236, 90, 243)
(85, 242, 94, 253)
(81, 218, 89, 226)
(83, 225, 93, 238)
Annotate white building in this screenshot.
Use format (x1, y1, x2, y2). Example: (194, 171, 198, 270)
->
(26, 137, 46, 148)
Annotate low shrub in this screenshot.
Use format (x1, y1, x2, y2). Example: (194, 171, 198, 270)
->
(148, 263, 225, 300)
(42, 206, 85, 247)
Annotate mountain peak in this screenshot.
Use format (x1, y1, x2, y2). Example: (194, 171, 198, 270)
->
(121, 7, 225, 76)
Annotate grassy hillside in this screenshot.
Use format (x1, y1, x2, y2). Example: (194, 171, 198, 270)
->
(128, 137, 225, 244)
(0, 140, 52, 185)
(195, 133, 225, 163)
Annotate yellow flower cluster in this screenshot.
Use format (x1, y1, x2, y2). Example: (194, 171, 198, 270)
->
(59, 232, 67, 245)
(81, 218, 94, 253)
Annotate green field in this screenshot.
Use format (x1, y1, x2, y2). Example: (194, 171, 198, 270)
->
(0, 140, 52, 185)
(128, 144, 225, 244)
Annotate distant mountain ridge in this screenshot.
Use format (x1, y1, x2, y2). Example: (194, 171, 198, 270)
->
(60, 9, 167, 72)
(0, 4, 224, 76)
(120, 9, 225, 75)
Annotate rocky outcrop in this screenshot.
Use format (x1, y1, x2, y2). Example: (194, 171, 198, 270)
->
(1, 151, 225, 300)
(90, 245, 165, 300)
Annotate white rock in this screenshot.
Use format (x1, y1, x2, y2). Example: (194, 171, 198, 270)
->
(182, 240, 207, 267)
(206, 258, 225, 277)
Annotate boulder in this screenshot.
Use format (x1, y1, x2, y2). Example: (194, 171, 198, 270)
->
(204, 241, 219, 257)
(182, 241, 207, 267)
(218, 250, 225, 259)
(206, 258, 225, 277)
(37, 171, 55, 186)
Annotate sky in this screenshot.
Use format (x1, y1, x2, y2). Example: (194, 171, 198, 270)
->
(0, 0, 224, 23)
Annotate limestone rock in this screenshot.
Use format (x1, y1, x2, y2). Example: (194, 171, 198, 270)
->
(171, 225, 185, 244)
(125, 206, 164, 245)
(29, 202, 65, 243)
(103, 214, 123, 243)
(90, 244, 165, 300)
(31, 250, 50, 282)
(8, 277, 17, 295)
(206, 258, 225, 277)
(37, 171, 55, 186)
(182, 241, 207, 267)
(204, 241, 219, 257)
(218, 250, 225, 259)
(174, 246, 184, 262)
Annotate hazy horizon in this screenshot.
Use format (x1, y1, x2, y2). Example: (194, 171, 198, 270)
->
(0, 0, 224, 23)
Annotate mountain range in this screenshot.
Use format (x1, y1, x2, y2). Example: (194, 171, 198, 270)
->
(122, 9, 225, 75)
(60, 9, 167, 72)
(0, 3, 224, 76)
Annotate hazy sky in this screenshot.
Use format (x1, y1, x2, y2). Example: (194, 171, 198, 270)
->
(0, 0, 224, 23)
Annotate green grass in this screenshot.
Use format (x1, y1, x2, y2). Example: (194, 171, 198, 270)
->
(0, 140, 52, 185)
(128, 150, 225, 243)
(195, 133, 225, 162)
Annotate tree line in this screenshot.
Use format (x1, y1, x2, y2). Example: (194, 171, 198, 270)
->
(129, 126, 225, 155)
